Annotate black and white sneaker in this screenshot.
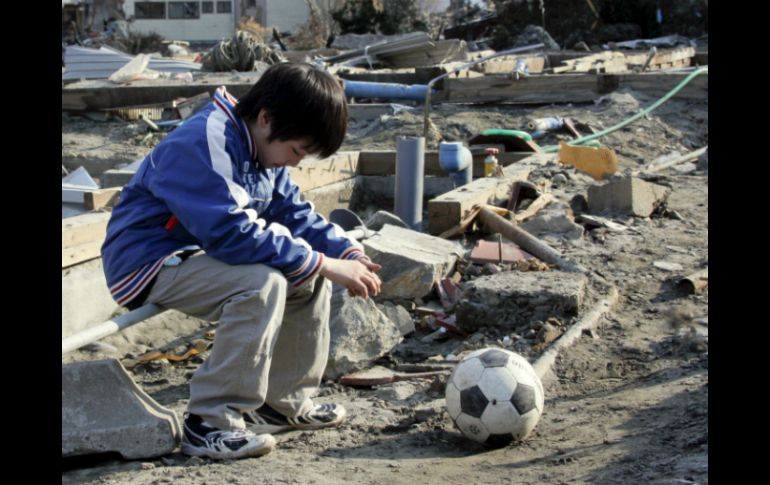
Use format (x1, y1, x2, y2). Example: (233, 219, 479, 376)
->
(181, 413, 276, 460)
(243, 403, 347, 434)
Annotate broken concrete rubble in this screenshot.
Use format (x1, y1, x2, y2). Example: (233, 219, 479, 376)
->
(378, 302, 416, 336)
(520, 202, 585, 240)
(456, 270, 588, 333)
(62, 359, 181, 459)
(587, 175, 671, 217)
(325, 290, 404, 381)
(363, 224, 461, 300)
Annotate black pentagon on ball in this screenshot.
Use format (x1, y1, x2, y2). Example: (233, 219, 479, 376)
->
(478, 349, 511, 368)
(485, 433, 515, 448)
(460, 385, 489, 418)
(511, 382, 537, 415)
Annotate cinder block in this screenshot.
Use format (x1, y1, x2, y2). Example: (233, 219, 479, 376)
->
(587, 176, 671, 217)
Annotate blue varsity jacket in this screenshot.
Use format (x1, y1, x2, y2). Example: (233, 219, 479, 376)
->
(101, 86, 364, 307)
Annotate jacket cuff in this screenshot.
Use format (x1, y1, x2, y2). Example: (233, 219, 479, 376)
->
(340, 246, 367, 261)
(286, 251, 325, 287)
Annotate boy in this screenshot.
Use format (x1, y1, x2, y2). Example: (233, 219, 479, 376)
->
(101, 63, 382, 460)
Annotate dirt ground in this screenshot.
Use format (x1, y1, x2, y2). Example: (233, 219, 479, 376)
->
(62, 89, 708, 484)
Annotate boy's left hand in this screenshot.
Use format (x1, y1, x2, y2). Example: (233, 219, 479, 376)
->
(357, 257, 381, 274)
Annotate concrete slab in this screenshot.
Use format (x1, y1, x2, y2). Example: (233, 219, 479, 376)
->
(363, 224, 462, 300)
(62, 359, 181, 459)
(587, 175, 671, 217)
(456, 270, 588, 333)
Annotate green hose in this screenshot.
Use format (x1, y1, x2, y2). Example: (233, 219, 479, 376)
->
(540, 66, 708, 153)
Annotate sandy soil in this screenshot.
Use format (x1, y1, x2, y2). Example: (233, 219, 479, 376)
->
(62, 89, 707, 484)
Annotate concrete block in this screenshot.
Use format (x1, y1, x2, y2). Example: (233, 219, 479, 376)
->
(363, 224, 462, 300)
(325, 292, 404, 380)
(302, 178, 362, 219)
(100, 169, 137, 188)
(587, 175, 671, 217)
(62, 259, 120, 338)
(359, 176, 456, 206)
(456, 271, 588, 333)
(62, 359, 181, 459)
(378, 302, 415, 336)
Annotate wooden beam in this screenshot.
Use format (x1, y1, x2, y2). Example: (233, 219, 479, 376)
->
(436, 71, 707, 104)
(477, 55, 546, 74)
(62, 240, 104, 269)
(62, 212, 111, 268)
(62, 72, 264, 111)
(357, 150, 532, 177)
(289, 151, 359, 193)
(427, 153, 553, 235)
(337, 71, 418, 85)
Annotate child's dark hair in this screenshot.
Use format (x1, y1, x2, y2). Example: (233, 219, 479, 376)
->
(235, 62, 347, 158)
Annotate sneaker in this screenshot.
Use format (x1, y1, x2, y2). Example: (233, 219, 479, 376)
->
(243, 403, 347, 434)
(181, 413, 276, 460)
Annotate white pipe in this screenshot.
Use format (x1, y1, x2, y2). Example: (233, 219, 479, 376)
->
(62, 304, 165, 355)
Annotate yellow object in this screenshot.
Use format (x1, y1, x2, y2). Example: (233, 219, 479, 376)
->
(557, 142, 618, 180)
(484, 156, 498, 176)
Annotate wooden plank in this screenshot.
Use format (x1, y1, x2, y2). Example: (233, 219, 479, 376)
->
(84, 187, 121, 210)
(62, 212, 111, 249)
(62, 212, 112, 268)
(438, 74, 602, 104)
(337, 70, 418, 85)
(358, 151, 532, 177)
(62, 72, 265, 111)
(478, 56, 546, 74)
(62, 240, 103, 268)
(427, 153, 554, 235)
(289, 151, 359, 193)
(436, 71, 707, 104)
(415, 63, 483, 85)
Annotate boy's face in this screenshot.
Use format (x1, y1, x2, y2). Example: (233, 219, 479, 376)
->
(250, 109, 313, 169)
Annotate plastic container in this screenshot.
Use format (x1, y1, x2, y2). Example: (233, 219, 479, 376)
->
(484, 148, 500, 177)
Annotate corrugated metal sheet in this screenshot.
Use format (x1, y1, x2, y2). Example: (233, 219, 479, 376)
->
(63, 45, 201, 81)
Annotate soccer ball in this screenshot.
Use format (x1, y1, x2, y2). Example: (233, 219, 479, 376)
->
(445, 348, 544, 447)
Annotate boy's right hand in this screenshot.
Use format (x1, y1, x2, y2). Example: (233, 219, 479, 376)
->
(320, 257, 382, 299)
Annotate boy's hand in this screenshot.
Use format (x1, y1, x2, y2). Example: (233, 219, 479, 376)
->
(356, 256, 382, 274)
(320, 257, 382, 299)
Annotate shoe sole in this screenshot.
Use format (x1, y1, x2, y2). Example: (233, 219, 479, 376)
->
(181, 435, 276, 460)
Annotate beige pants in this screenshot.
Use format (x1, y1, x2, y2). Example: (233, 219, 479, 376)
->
(145, 252, 331, 430)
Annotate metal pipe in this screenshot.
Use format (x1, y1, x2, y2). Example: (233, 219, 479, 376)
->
(62, 304, 165, 355)
(423, 43, 545, 140)
(477, 207, 587, 274)
(395, 136, 425, 231)
(344, 80, 430, 101)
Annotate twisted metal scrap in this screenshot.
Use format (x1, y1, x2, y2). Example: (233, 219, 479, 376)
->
(202, 31, 284, 72)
